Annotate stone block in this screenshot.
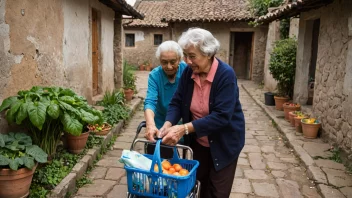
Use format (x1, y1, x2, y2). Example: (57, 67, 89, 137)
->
(49, 173, 77, 198)
(252, 182, 279, 197)
(245, 139, 258, 145)
(231, 179, 252, 194)
(244, 170, 269, 180)
(267, 162, 288, 170)
(72, 162, 88, 180)
(248, 153, 266, 170)
(81, 155, 93, 168)
(280, 157, 299, 164)
(340, 187, 352, 198)
(263, 153, 281, 162)
(242, 145, 261, 153)
(238, 158, 250, 166)
(322, 168, 352, 187)
(302, 142, 332, 158)
(229, 193, 248, 198)
(307, 166, 328, 184)
(276, 179, 302, 198)
(314, 159, 345, 170)
(235, 167, 243, 178)
(271, 171, 286, 178)
(88, 167, 107, 180)
(107, 185, 128, 198)
(114, 142, 133, 150)
(318, 184, 345, 198)
(291, 143, 315, 166)
(87, 148, 99, 160)
(302, 185, 321, 198)
(105, 168, 125, 180)
(76, 179, 116, 197)
(119, 176, 127, 185)
(96, 156, 123, 168)
(261, 145, 275, 153)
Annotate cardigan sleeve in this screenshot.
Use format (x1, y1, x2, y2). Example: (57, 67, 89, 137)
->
(192, 67, 239, 137)
(144, 72, 159, 113)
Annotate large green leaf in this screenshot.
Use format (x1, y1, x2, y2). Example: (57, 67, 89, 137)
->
(80, 109, 99, 124)
(0, 134, 7, 147)
(22, 156, 35, 169)
(48, 103, 60, 119)
(14, 132, 32, 145)
(61, 112, 83, 136)
(16, 102, 28, 124)
(0, 155, 9, 166)
(6, 100, 23, 124)
(59, 101, 81, 117)
(26, 145, 47, 163)
(27, 102, 47, 130)
(59, 88, 76, 97)
(59, 96, 76, 105)
(0, 96, 18, 112)
(8, 158, 19, 170)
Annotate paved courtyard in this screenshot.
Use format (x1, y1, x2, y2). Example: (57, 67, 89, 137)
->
(73, 71, 351, 198)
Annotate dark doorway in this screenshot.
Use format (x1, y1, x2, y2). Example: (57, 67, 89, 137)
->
(92, 9, 100, 96)
(230, 32, 253, 79)
(307, 19, 320, 105)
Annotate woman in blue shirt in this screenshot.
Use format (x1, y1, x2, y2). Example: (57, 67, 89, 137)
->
(144, 41, 187, 157)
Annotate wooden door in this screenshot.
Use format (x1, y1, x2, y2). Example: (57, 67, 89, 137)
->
(230, 32, 253, 79)
(92, 9, 99, 96)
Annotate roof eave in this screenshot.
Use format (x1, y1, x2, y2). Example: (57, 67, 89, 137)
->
(99, 0, 145, 19)
(161, 17, 256, 23)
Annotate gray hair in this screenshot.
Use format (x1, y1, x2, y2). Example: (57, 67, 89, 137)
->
(178, 28, 220, 56)
(155, 41, 183, 59)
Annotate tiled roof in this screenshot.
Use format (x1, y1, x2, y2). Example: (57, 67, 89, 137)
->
(100, 0, 144, 19)
(257, 0, 334, 23)
(161, 0, 254, 22)
(124, 1, 168, 27)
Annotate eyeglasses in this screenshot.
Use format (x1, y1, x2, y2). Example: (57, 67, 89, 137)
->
(183, 54, 197, 61)
(161, 60, 178, 66)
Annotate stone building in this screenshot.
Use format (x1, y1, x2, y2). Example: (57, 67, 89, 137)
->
(258, 0, 352, 159)
(123, 0, 170, 68)
(0, 0, 143, 106)
(161, 0, 268, 82)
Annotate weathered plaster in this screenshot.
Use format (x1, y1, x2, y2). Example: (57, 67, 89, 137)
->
(264, 21, 280, 91)
(114, 13, 123, 89)
(289, 18, 299, 38)
(123, 27, 171, 67)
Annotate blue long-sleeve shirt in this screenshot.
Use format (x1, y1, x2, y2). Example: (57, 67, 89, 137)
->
(144, 61, 187, 129)
(165, 58, 245, 171)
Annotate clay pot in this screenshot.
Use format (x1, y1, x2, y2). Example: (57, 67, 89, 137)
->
(90, 123, 112, 136)
(294, 116, 307, 132)
(124, 88, 134, 102)
(65, 132, 90, 154)
(288, 111, 297, 127)
(274, 96, 289, 111)
(301, 120, 321, 139)
(0, 165, 37, 198)
(145, 65, 152, 71)
(139, 64, 145, 71)
(283, 103, 301, 121)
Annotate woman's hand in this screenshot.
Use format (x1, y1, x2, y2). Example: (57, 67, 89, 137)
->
(161, 125, 185, 146)
(145, 124, 158, 142)
(159, 121, 172, 138)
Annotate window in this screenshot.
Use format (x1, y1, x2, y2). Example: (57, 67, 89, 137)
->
(125, 34, 135, 47)
(154, 34, 163, 46)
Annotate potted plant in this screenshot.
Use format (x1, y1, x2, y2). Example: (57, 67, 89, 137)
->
(301, 118, 321, 139)
(144, 60, 152, 71)
(283, 102, 301, 121)
(293, 112, 308, 133)
(289, 110, 300, 127)
(0, 86, 103, 156)
(139, 63, 145, 71)
(0, 132, 47, 198)
(123, 61, 137, 102)
(87, 123, 112, 136)
(264, 92, 275, 106)
(269, 38, 297, 111)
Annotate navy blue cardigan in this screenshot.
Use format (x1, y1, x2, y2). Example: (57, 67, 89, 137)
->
(165, 58, 245, 171)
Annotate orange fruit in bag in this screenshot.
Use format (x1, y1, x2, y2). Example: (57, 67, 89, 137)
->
(173, 164, 182, 172)
(179, 169, 189, 176)
(162, 160, 171, 170)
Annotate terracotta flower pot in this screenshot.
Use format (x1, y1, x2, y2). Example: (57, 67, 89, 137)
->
(65, 132, 90, 154)
(274, 96, 289, 111)
(288, 111, 297, 127)
(124, 88, 134, 102)
(301, 119, 321, 139)
(283, 103, 301, 121)
(0, 165, 37, 198)
(139, 64, 144, 71)
(294, 116, 307, 132)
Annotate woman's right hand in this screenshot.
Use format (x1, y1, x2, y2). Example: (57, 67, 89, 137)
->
(145, 124, 159, 142)
(159, 121, 172, 138)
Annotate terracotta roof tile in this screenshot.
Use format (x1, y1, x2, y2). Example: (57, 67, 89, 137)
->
(123, 1, 168, 27)
(161, 0, 254, 22)
(257, 0, 334, 23)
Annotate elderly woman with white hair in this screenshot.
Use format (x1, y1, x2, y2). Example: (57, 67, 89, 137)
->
(144, 40, 187, 158)
(160, 28, 245, 197)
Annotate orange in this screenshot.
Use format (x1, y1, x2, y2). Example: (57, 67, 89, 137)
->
(154, 164, 159, 172)
(179, 169, 189, 176)
(173, 164, 182, 172)
(168, 167, 176, 174)
(163, 169, 169, 175)
(173, 172, 181, 176)
(162, 160, 171, 170)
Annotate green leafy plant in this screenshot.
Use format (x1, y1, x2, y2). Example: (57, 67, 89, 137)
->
(102, 104, 130, 125)
(248, 0, 284, 17)
(280, 18, 290, 39)
(123, 61, 137, 91)
(97, 89, 125, 107)
(269, 38, 297, 97)
(0, 132, 47, 170)
(0, 86, 103, 156)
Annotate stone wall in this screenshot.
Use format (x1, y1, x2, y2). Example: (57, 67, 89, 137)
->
(302, 0, 352, 159)
(171, 22, 267, 83)
(123, 27, 171, 68)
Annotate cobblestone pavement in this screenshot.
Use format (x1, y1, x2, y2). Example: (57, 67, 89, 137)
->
(74, 73, 342, 198)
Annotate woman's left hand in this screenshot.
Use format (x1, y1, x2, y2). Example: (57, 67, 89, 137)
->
(161, 125, 185, 146)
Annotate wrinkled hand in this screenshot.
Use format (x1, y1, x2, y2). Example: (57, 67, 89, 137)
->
(161, 125, 185, 146)
(144, 125, 158, 142)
